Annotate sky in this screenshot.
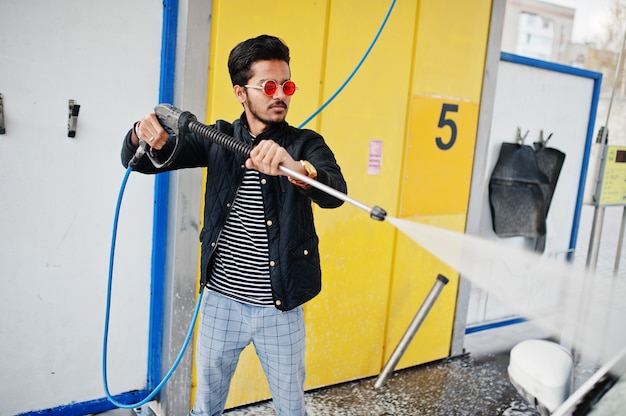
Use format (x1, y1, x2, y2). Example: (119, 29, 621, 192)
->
(548, 0, 614, 43)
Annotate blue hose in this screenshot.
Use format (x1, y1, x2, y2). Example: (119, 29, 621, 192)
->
(102, 166, 203, 408)
(103, 0, 396, 408)
(298, 0, 396, 129)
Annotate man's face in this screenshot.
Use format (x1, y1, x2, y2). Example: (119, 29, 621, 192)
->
(235, 59, 292, 133)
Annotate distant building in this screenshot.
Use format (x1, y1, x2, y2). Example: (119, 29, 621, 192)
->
(502, 0, 619, 96)
(501, 0, 575, 62)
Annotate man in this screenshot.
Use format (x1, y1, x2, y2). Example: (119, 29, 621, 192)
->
(121, 34, 347, 415)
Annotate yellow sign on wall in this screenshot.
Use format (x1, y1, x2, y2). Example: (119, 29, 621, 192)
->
(598, 146, 626, 206)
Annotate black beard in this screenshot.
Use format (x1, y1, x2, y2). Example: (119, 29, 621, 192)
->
(249, 101, 288, 126)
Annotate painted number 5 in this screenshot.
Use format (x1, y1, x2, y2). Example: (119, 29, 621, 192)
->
(436, 103, 458, 150)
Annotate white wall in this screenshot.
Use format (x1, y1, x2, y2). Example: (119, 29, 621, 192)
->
(0, 1, 162, 413)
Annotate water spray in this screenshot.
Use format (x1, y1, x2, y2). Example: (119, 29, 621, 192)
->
(151, 104, 388, 221)
(386, 217, 626, 368)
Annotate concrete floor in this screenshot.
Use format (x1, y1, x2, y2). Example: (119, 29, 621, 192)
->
(95, 205, 623, 415)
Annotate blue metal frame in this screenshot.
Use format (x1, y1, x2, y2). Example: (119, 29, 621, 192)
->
(18, 2, 178, 415)
(18, 392, 152, 416)
(465, 317, 528, 335)
(148, 0, 178, 391)
(466, 53, 603, 335)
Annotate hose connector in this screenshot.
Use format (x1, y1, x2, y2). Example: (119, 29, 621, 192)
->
(128, 143, 147, 168)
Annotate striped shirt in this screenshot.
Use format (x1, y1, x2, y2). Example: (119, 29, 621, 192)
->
(208, 169, 273, 306)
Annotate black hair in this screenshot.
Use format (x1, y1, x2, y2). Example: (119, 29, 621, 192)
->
(227, 34, 290, 87)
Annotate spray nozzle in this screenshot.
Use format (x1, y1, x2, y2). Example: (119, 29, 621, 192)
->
(128, 143, 147, 168)
(370, 206, 387, 221)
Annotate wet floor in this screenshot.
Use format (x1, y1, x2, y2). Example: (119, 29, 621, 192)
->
(222, 322, 545, 416)
(299, 355, 537, 416)
(222, 320, 600, 416)
(284, 355, 537, 416)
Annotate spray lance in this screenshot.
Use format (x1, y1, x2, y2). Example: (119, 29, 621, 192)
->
(145, 103, 387, 221)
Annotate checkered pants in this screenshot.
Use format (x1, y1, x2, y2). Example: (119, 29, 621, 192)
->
(190, 290, 307, 416)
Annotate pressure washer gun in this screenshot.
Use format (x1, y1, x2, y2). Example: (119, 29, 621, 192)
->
(129, 104, 197, 169)
(150, 103, 387, 221)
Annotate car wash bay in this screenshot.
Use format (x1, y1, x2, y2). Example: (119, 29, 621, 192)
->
(0, 1, 610, 415)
